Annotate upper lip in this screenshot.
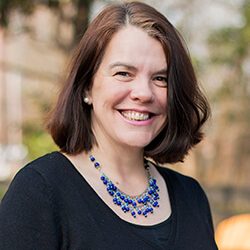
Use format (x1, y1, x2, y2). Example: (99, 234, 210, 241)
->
(117, 108, 157, 115)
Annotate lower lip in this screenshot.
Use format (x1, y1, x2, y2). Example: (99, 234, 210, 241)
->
(118, 111, 155, 126)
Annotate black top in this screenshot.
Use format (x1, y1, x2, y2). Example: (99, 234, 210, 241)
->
(0, 152, 218, 250)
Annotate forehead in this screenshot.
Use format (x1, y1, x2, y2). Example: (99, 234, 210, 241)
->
(100, 25, 167, 70)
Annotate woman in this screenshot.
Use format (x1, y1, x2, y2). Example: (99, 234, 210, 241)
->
(0, 2, 218, 249)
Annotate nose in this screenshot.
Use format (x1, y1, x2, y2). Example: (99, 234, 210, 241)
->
(130, 78, 154, 103)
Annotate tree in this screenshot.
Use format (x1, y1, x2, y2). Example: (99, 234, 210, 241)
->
(205, 0, 250, 187)
(208, 0, 250, 100)
(0, 0, 93, 48)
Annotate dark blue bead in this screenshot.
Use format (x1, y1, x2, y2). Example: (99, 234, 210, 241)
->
(89, 154, 160, 218)
(150, 179, 157, 186)
(89, 156, 95, 161)
(94, 162, 100, 167)
(108, 184, 114, 190)
(108, 191, 114, 196)
(153, 201, 158, 207)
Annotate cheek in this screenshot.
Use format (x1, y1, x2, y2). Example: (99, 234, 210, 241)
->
(156, 89, 168, 111)
(95, 86, 130, 107)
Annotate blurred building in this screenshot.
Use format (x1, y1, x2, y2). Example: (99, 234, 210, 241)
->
(0, 4, 73, 179)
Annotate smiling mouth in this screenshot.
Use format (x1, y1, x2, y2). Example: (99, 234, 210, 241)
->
(120, 110, 153, 121)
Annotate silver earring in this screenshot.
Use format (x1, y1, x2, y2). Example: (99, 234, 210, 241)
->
(84, 97, 91, 105)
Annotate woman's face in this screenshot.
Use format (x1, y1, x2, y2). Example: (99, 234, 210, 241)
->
(88, 25, 167, 150)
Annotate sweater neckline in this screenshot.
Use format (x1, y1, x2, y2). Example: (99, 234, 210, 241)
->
(54, 151, 177, 233)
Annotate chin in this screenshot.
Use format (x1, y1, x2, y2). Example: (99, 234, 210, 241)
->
(121, 137, 154, 149)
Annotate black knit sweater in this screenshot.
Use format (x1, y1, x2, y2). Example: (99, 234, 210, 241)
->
(0, 152, 218, 249)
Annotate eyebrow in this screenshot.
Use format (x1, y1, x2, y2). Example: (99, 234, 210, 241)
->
(108, 62, 137, 71)
(153, 69, 168, 75)
(109, 62, 167, 74)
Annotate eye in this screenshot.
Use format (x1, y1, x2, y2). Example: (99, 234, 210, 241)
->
(153, 76, 168, 87)
(113, 71, 133, 82)
(115, 71, 130, 77)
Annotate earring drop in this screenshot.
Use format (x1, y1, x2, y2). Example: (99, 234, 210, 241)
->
(84, 97, 91, 105)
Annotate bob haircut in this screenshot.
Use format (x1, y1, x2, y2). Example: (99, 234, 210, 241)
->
(47, 1, 210, 164)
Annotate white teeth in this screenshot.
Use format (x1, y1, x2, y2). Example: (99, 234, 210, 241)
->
(121, 111, 150, 121)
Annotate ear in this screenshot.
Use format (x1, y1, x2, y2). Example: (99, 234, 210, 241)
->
(83, 91, 92, 105)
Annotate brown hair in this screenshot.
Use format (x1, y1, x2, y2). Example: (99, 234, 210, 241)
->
(47, 1, 210, 164)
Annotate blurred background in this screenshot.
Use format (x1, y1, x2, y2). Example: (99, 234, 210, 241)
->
(0, 0, 249, 248)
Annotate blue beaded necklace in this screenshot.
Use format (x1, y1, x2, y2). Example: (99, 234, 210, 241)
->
(89, 155, 160, 218)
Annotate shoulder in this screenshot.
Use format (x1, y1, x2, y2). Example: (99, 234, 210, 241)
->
(155, 164, 210, 209)
(156, 164, 202, 190)
(3, 152, 71, 200)
(16, 151, 71, 182)
(23, 151, 69, 173)
(0, 151, 75, 221)
(3, 152, 63, 193)
(0, 153, 63, 248)
(155, 165, 217, 247)
(156, 164, 214, 223)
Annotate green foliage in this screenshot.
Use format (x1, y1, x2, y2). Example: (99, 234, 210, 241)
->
(0, 0, 93, 49)
(208, 0, 250, 103)
(208, 28, 240, 64)
(23, 123, 58, 161)
(0, 0, 93, 27)
(208, 0, 250, 65)
(0, 0, 35, 26)
(212, 82, 233, 101)
(0, 182, 8, 201)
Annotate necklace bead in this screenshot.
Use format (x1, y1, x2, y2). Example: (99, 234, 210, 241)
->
(89, 155, 160, 218)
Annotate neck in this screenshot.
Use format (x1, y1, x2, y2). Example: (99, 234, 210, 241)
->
(90, 144, 145, 177)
